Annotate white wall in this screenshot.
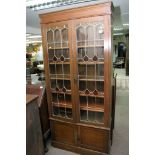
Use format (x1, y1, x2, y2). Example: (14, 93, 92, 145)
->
(26, 26, 41, 35)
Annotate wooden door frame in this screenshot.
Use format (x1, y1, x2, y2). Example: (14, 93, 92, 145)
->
(41, 21, 76, 122)
(72, 16, 106, 126)
(103, 15, 113, 127)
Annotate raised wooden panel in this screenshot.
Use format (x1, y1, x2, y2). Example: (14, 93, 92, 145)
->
(53, 121, 75, 145)
(80, 126, 110, 153)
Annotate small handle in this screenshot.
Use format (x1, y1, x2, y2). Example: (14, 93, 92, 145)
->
(74, 75, 78, 83)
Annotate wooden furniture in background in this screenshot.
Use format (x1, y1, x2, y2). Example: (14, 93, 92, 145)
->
(26, 94, 44, 155)
(40, 2, 114, 155)
(26, 84, 50, 151)
(113, 57, 125, 68)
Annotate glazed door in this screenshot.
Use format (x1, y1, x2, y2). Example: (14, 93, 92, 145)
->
(72, 16, 105, 125)
(43, 21, 75, 121)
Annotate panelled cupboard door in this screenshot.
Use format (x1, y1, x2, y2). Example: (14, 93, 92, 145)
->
(79, 126, 109, 153)
(43, 21, 76, 122)
(72, 16, 105, 125)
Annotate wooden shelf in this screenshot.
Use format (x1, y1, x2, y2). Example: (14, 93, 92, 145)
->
(77, 45, 104, 48)
(51, 77, 71, 80)
(50, 77, 71, 80)
(79, 78, 104, 82)
(50, 74, 70, 80)
(51, 89, 71, 95)
(49, 61, 70, 64)
(52, 102, 72, 108)
(77, 39, 104, 42)
(79, 75, 104, 79)
(79, 91, 104, 98)
(48, 47, 69, 50)
(80, 103, 104, 112)
(78, 61, 104, 65)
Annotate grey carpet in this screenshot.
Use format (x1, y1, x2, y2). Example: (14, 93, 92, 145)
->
(110, 89, 129, 155)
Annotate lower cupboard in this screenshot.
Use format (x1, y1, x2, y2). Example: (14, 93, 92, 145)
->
(51, 120, 110, 155)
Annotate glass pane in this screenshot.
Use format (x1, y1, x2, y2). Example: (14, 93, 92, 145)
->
(49, 64, 56, 74)
(52, 93, 58, 103)
(78, 47, 85, 60)
(80, 96, 87, 104)
(80, 110, 87, 121)
(56, 65, 63, 75)
(96, 64, 104, 76)
(47, 24, 72, 120)
(96, 112, 104, 123)
(62, 28, 68, 47)
(66, 94, 72, 104)
(97, 81, 104, 92)
(62, 28, 68, 41)
(86, 26, 94, 45)
(86, 47, 94, 58)
(48, 43, 54, 49)
(96, 97, 104, 104)
(63, 49, 69, 59)
(77, 26, 85, 41)
(66, 108, 72, 118)
(64, 80, 71, 90)
(49, 64, 70, 76)
(96, 47, 104, 60)
(51, 79, 56, 90)
(53, 107, 59, 116)
(54, 29, 61, 48)
(78, 65, 86, 77)
(60, 107, 65, 117)
(64, 64, 70, 75)
(76, 20, 104, 124)
(88, 111, 95, 122)
(95, 24, 104, 40)
(48, 49, 54, 60)
(47, 30, 54, 43)
(95, 24, 104, 47)
(55, 49, 62, 58)
(80, 110, 104, 123)
(79, 81, 86, 91)
(77, 26, 85, 46)
(52, 93, 72, 118)
(87, 81, 95, 92)
(87, 65, 95, 77)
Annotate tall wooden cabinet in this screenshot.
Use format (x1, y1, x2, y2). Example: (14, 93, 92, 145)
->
(40, 2, 113, 155)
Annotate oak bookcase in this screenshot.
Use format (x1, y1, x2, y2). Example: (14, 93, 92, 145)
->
(40, 2, 114, 154)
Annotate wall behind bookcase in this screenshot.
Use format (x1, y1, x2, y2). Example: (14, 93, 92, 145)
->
(113, 35, 127, 62)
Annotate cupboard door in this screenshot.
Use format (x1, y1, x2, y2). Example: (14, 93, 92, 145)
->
(52, 121, 76, 145)
(80, 126, 110, 153)
(44, 22, 75, 121)
(73, 17, 105, 124)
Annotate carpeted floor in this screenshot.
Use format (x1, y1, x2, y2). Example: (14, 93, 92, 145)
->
(110, 89, 129, 155)
(111, 68, 129, 155)
(46, 69, 129, 155)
